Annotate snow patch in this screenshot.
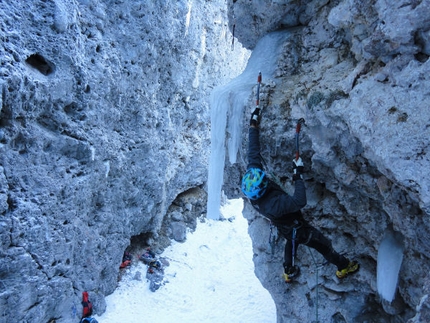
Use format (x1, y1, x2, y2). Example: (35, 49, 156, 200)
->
(95, 199, 276, 322)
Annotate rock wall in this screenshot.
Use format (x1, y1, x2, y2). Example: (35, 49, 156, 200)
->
(2, 0, 430, 322)
(226, 0, 430, 322)
(0, 1, 248, 322)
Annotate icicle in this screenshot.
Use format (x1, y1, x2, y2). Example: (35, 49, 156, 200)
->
(377, 228, 404, 303)
(207, 31, 291, 220)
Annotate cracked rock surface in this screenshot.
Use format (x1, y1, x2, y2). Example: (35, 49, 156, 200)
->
(224, 0, 430, 322)
(1, 0, 430, 322)
(0, 1, 248, 322)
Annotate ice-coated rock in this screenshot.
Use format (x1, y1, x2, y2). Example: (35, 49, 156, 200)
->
(0, 1, 248, 322)
(1, 0, 430, 322)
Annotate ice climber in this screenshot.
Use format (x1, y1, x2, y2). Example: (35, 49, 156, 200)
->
(241, 107, 359, 283)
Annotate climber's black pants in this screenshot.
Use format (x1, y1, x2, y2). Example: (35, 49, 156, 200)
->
(280, 223, 349, 271)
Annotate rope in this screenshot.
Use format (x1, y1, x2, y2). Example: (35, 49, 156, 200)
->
(307, 247, 320, 323)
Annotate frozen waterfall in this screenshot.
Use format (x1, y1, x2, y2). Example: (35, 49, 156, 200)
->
(207, 31, 291, 219)
(377, 229, 404, 302)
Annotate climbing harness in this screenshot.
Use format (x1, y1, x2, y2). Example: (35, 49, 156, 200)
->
(295, 118, 305, 161)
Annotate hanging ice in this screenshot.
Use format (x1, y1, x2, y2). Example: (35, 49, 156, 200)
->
(207, 31, 291, 220)
(377, 229, 404, 303)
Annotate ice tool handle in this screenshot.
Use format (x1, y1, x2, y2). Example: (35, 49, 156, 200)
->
(251, 72, 262, 124)
(295, 118, 305, 161)
(256, 72, 262, 107)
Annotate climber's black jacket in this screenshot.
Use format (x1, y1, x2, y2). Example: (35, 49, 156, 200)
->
(246, 126, 350, 270)
(247, 126, 307, 228)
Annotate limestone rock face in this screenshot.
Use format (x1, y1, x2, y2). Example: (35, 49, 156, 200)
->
(226, 0, 430, 322)
(2, 0, 430, 322)
(0, 1, 248, 322)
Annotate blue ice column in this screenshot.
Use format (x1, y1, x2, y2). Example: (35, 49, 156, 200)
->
(207, 31, 291, 220)
(377, 229, 404, 302)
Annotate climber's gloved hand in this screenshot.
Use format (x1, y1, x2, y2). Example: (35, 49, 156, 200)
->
(250, 108, 261, 127)
(292, 157, 304, 181)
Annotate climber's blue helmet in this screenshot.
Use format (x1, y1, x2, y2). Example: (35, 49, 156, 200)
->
(241, 168, 268, 200)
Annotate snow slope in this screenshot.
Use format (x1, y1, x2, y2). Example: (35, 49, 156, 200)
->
(95, 199, 276, 323)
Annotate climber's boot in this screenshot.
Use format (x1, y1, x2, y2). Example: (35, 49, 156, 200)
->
(336, 261, 359, 279)
(283, 265, 300, 283)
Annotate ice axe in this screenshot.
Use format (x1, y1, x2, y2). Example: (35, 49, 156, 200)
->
(295, 118, 305, 161)
(256, 71, 262, 108)
(250, 72, 262, 125)
(291, 118, 304, 268)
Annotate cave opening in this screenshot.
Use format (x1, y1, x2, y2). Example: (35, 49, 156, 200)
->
(25, 53, 55, 76)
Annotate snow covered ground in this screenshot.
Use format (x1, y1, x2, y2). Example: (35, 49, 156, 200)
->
(95, 199, 276, 323)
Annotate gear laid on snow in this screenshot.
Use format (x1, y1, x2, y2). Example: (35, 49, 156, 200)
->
(140, 248, 156, 264)
(243, 75, 359, 282)
(120, 251, 132, 269)
(146, 259, 165, 292)
(139, 248, 167, 292)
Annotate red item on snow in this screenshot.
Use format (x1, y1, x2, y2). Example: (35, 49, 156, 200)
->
(82, 291, 93, 318)
(120, 251, 133, 269)
(120, 259, 131, 268)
